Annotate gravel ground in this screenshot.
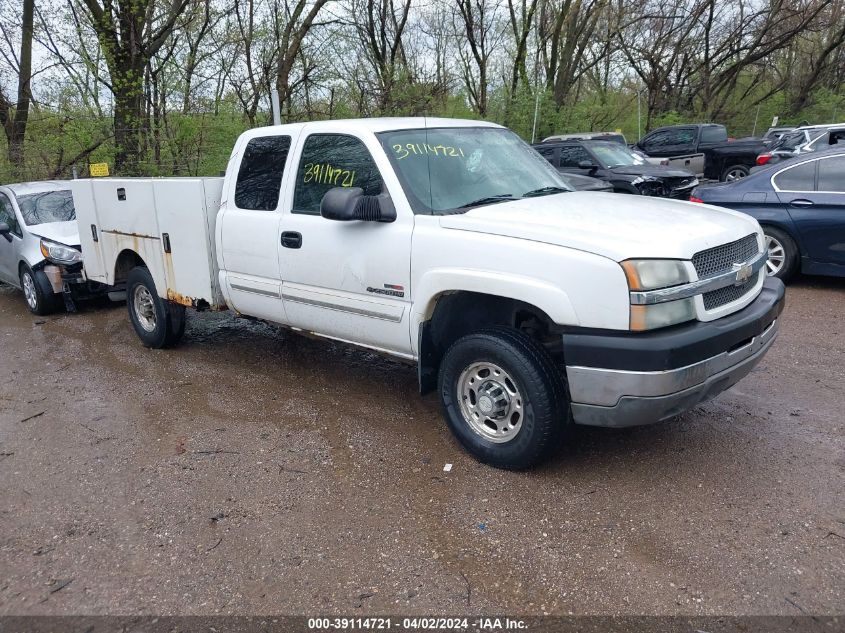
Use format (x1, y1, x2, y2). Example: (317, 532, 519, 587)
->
(0, 277, 842, 617)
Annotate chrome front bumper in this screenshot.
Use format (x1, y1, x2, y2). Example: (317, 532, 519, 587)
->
(567, 317, 778, 427)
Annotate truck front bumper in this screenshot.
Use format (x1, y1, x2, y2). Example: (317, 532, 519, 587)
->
(562, 277, 785, 428)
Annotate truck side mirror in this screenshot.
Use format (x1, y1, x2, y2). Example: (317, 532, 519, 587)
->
(578, 160, 598, 175)
(320, 187, 396, 223)
(0, 222, 11, 242)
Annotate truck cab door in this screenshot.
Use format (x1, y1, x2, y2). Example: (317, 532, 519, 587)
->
(638, 127, 702, 175)
(277, 132, 414, 356)
(218, 133, 297, 322)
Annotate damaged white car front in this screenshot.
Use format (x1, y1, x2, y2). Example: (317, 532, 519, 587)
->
(0, 182, 105, 314)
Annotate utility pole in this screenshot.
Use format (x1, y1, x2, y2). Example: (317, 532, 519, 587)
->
(637, 87, 642, 140)
(531, 0, 544, 142)
(271, 87, 281, 126)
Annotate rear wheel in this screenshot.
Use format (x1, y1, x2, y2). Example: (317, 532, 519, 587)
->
(762, 226, 798, 281)
(721, 165, 749, 182)
(438, 327, 570, 470)
(126, 266, 185, 348)
(19, 264, 58, 316)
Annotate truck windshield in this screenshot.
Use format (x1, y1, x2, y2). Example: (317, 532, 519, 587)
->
(588, 143, 645, 168)
(377, 127, 571, 214)
(17, 190, 75, 226)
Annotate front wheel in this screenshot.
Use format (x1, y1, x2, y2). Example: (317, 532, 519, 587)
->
(438, 327, 570, 470)
(126, 266, 186, 348)
(19, 264, 58, 316)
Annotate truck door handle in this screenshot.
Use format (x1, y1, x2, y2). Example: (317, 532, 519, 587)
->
(789, 199, 814, 208)
(281, 231, 302, 249)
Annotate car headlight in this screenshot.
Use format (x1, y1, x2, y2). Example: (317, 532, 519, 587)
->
(621, 259, 695, 330)
(40, 239, 82, 265)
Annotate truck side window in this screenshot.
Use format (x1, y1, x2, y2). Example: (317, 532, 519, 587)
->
(700, 126, 728, 143)
(643, 128, 694, 149)
(536, 146, 558, 166)
(559, 146, 592, 167)
(0, 194, 21, 237)
(293, 134, 384, 215)
(234, 135, 291, 211)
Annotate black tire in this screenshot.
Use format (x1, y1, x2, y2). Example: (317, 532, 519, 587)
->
(438, 327, 570, 470)
(761, 226, 799, 282)
(19, 264, 58, 316)
(721, 164, 750, 182)
(126, 266, 186, 348)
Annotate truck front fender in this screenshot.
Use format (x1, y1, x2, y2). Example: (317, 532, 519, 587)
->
(410, 268, 579, 357)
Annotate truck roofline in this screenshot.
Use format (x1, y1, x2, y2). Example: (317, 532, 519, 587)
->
(246, 117, 504, 136)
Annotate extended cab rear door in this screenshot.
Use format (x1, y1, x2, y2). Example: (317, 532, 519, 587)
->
(218, 128, 302, 322)
(276, 128, 414, 356)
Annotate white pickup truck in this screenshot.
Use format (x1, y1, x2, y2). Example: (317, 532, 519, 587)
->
(71, 117, 785, 469)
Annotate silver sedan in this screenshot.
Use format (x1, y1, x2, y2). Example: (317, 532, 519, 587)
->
(0, 181, 85, 314)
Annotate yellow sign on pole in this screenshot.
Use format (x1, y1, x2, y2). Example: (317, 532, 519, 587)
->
(89, 163, 110, 177)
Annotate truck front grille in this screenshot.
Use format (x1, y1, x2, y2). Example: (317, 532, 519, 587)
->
(702, 278, 757, 310)
(692, 233, 760, 310)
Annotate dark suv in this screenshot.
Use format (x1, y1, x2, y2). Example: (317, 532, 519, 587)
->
(534, 140, 699, 199)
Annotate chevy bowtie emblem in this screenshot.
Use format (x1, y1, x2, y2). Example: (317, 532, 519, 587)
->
(732, 262, 753, 285)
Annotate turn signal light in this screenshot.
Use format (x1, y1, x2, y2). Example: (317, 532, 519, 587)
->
(756, 153, 772, 166)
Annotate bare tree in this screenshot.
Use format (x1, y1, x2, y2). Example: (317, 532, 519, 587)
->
(505, 0, 538, 106)
(352, 0, 413, 112)
(76, 0, 190, 173)
(0, 0, 35, 174)
(275, 0, 332, 113)
(454, 0, 503, 116)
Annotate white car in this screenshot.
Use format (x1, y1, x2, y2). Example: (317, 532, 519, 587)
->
(71, 118, 785, 469)
(0, 181, 87, 314)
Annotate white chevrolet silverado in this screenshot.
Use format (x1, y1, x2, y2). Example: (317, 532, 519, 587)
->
(71, 118, 785, 469)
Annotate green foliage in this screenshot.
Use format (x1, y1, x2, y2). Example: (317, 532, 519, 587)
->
(0, 83, 841, 181)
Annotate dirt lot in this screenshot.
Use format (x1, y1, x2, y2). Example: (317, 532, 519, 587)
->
(0, 277, 843, 617)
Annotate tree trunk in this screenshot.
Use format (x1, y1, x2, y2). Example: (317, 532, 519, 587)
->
(112, 60, 145, 175)
(7, 0, 35, 174)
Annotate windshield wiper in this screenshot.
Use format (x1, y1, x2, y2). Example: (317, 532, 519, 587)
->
(522, 186, 569, 198)
(459, 194, 517, 209)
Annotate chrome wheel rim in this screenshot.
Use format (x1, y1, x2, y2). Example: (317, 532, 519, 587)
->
(22, 271, 37, 310)
(133, 285, 157, 332)
(725, 168, 747, 182)
(457, 362, 523, 443)
(765, 235, 785, 276)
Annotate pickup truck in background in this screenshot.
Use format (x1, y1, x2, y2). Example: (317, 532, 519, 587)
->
(71, 117, 785, 469)
(633, 123, 808, 182)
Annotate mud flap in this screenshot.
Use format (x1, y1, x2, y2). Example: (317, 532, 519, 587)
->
(418, 320, 437, 395)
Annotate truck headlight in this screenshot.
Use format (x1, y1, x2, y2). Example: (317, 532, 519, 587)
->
(630, 298, 696, 331)
(621, 259, 695, 330)
(621, 259, 690, 291)
(40, 239, 82, 265)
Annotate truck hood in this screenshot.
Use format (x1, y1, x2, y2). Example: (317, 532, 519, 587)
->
(26, 220, 81, 246)
(439, 192, 760, 262)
